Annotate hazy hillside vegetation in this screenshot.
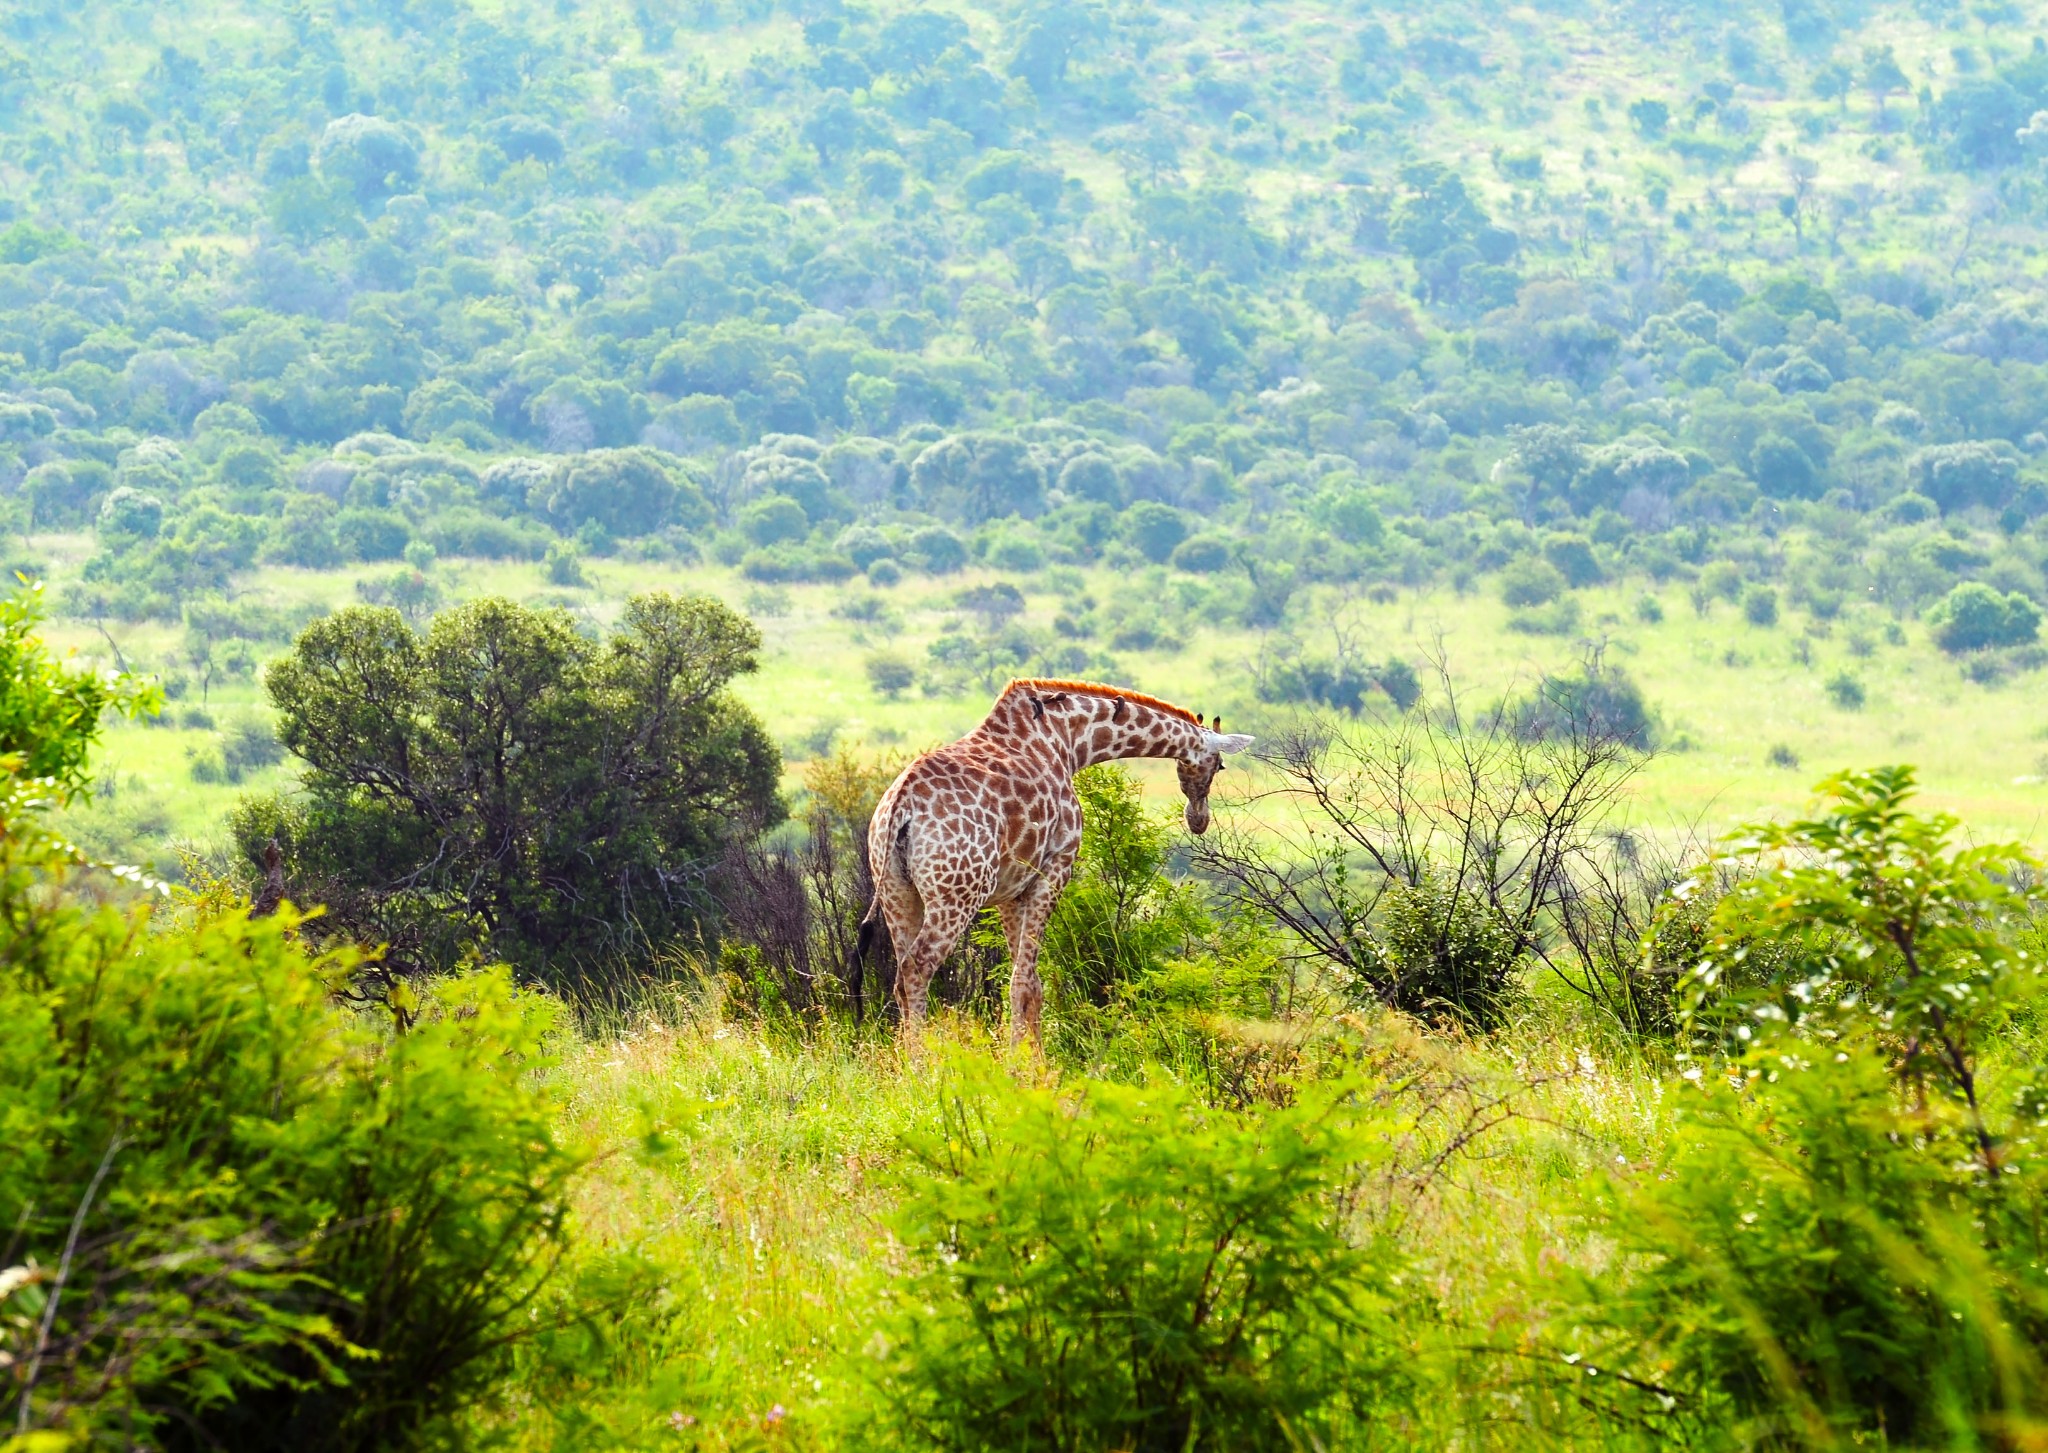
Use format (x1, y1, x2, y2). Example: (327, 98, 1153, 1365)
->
(7, 0, 2048, 672)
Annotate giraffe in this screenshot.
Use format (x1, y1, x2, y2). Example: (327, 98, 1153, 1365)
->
(850, 678, 1254, 1049)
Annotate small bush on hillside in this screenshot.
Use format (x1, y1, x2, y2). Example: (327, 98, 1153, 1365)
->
(1542, 532, 1602, 586)
(865, 651, 916, 699)
(1499, 555, 1567, 606)
(1926, 580, 2042, 653)
(872, 1066, 1412, 1451)
(1510, 662, 1653, 749)
(1741, 584, 1779, 626)
(1257, 654, 1420, 714)
(1824, 671, 1866, 708)
(543, 541, 587, 585)
(1504, 596, 1582, 635)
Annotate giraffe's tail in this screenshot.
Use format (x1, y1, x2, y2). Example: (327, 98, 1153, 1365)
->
(848, 901, 889, 1026)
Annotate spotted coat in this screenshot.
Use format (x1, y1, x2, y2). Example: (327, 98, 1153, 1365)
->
(858, 679, 1252, 1048)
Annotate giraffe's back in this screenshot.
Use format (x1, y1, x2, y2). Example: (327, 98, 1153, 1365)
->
(868, 738, 1077, 907)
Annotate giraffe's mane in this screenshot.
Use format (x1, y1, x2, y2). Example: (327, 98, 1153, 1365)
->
(1001, 678, 1201, 725)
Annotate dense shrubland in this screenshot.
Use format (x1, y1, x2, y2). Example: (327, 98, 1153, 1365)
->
(6, 0, 2048, 711)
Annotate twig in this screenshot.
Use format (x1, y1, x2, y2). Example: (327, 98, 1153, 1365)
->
(17, 1133, 123, 1434)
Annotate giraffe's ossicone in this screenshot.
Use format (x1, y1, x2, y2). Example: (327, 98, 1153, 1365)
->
(850, 679, 1254, 1049)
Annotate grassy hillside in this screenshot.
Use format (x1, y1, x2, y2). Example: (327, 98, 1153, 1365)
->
(48, 541, 2048, 866)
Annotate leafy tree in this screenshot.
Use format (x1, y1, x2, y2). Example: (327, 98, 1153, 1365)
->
(315, 113, 420, 202)
(1626, 97, 1670, 137)
(910, 525, 969, 573)
(1118, 501, 1188, 563)
(741, 494, 809, 546)
(1057, 452, 1124, 507)
(0, 581, 158, 809)
(532, 448, 700, 537)
(96, 486, 164, 541)
(1912, 441, 2017, 514)
(1924, 581, 2041, 652)
(866, 652, 916, 699)
(333, 507, 411, 561)
(1750, 432, 1821, 499)
(1861, 44, 1910, 122)
(260, 594, 783, 980)
(1542, 533, 1602, 587)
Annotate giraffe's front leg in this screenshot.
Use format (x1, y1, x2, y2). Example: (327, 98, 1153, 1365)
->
(1000, 882, 1064, 1054)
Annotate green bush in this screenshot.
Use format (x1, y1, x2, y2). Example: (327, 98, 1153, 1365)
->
(1362, 870, 1521, 1030)
(1926, 581, 2042, 653)
(1573, 768, 2048, 1443)
(1499, 555, 1567, 606)
(1037, 766, 1209, 1034)
(332, 507, 411, 562)
(1509, 662, 1653, 749)
(0, 581, 591, 1449)
(1580, 1034, 2048, 1445)
(1170, 534, 1232, 573)
(984, 529, 1047, 572)
(871, 1065, 1411, 1451)
(543, 541, 587, 586)
(740, 492, 809, 547)
(0, 881, 587, 1449)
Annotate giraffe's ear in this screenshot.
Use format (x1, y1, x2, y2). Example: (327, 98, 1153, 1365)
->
(1202, 730, 1255, 754)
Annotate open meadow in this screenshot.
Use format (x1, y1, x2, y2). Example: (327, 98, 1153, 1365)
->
(40, 536, 2048, 866)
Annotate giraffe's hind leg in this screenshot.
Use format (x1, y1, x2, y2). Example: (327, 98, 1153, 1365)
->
(870, 866, 925, 1025)
(894, 894, 979, 1033)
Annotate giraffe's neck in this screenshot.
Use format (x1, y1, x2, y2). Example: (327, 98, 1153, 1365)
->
(1067, 697, 1204, 769)
(981, 684, 1208, 773)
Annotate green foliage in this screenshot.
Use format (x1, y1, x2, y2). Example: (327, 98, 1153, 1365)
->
(1694, 766, 2036, 1158)
(0, 581, 159, 810)
(1581, 1041, 2048, 1447)
(1, 587, 591, 1448)
(1926, 581, 2042, 654)
(872, 1065, 1411, 1451)
(1509, 661, 1653, 749)
(1576, 769, 2048, 1445)
(1362, 871, 1522, 1030)
(1499, 555, 1567, 607)
(258, 594, 783, 981)
(0, 878, 592, 1449)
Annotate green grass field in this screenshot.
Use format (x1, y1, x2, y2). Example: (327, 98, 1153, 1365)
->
(35, 530, 2047, 866)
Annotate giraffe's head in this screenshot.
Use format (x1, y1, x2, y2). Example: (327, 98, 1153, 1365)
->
(1176, 714, 1254, 835)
